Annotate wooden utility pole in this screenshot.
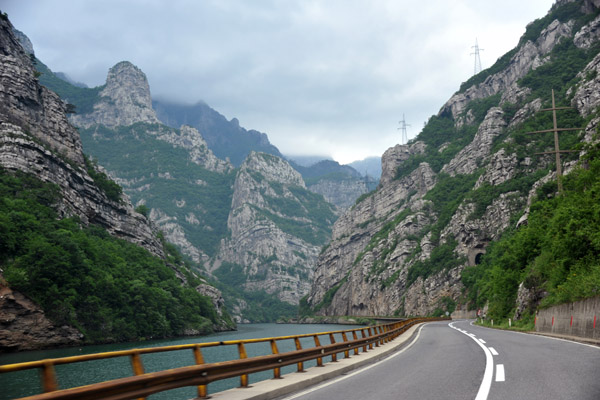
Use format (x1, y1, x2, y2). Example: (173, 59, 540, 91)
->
(527, 89, 581, 194)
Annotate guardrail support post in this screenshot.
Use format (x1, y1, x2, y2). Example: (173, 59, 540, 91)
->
(294, 338, 304, 372)
(313, 335, 324, 367)
(270, 340, 282, 379)
(41, 362, 58, 393)
(352, 331, 359, 355)
(341, 332, 350, 358)
(193, 346, 208, 398)
(361, 329, 368, 352)
(130, 352, 146, 400)
(238, 343, 249, 387)
(329, 333, 337, 362)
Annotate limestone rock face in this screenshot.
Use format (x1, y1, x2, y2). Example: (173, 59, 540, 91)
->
(305, 3, 599, 318)
(440, 19, 572, 119)
(0, 19, 163, 258)
(70, 61, 160, 128)
(442, 107, 507, 176)
(574, 13, 600, 49)
(215, 152, 335, 304)
(0, 22, 84, 166)
(380, 141, 426, 185)
(196, 283, 227, 318)
(572, 51, 600, 116)
(0, 282, 83, 352)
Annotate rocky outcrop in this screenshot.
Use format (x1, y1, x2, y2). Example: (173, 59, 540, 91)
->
(307, 158, 437, 315)
(572, 51, 600, 116)
(70, 61, 160, 128)
(441, 19, 572, 119)
(149, 208, 207, 263)
(215, 152, 336, 304)
(380, 141, 426, 185)
(442, 107, 507, 176)
(196, 283, 228, 321)
(0, 280, 83, 352)
(154, 125, 233, 174)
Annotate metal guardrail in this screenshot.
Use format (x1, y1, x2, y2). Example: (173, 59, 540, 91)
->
(0, 317, 448, 400)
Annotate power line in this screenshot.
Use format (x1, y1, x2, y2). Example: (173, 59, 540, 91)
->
(471, 38, 484, 75)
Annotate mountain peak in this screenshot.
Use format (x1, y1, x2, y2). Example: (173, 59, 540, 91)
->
(70, 60, 159, 128)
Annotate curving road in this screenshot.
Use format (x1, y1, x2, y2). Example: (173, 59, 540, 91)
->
(280, 320, 600, 400)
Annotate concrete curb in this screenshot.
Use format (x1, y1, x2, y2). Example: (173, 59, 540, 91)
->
(528, 331, 600, 347)
(208, 323, 424, 400)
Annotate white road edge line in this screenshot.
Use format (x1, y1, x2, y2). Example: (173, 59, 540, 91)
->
(495, 364, 505, 382)
(469, 319, 600, 350)
(281, 323, 427, 400)
(449, 322, 494, 400)
(489, 347, 499, 356)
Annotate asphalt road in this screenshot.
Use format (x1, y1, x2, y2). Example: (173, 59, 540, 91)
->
(280, 320, 600, 400)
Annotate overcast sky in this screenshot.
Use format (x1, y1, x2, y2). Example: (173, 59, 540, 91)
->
(4, 0, 555, 164)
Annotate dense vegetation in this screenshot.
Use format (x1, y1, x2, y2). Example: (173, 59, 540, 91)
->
(462, 142, 600, 322)
(0, 169, 227, 342)
(79, 123, 235, 256)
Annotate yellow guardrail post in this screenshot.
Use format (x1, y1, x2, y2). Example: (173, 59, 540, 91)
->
(41, 361, 58, 393)
(352, 330, 359, 355)
(341, 332, 350, 358)
(270, 339, 281, 379)
(313, 335, 324, 367)
(238, 342, 249, 387)
(193, 345, 208, 398)
(361, 328, 368, 352)
(294, 337, 304, 372)
(130, 352, 146, 400)
(329, 333, 337, 362)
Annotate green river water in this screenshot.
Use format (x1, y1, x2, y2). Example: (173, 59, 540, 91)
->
(0, 323, 361, 400)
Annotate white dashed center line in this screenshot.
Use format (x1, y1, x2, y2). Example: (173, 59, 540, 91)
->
(489, 347, 499, 356)
(496, 364, 505, 382)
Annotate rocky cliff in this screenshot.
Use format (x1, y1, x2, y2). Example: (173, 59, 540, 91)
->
(0, 281, 83, 351)
(0, 18, 163, 258)
(305, 0, 600, 317)
(57, 58, 336, 320)
(70, 61, 160, 128)
(0, 16, 232, 349)
(214, 152, 337, 304)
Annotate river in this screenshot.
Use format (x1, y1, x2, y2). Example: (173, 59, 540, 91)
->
(0, 323, 361, 400)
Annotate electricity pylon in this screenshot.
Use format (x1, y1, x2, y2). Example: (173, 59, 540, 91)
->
(471, 38, 484, 75)
(398, 114, 410, 145)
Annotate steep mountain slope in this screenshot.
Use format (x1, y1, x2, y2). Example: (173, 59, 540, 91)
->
(0, 14, 232, 350)
(304, 0, 600, 319)
(153, 99, 283, 166)
(214, 152, 337, 305)
(34, 55, 336, 320)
